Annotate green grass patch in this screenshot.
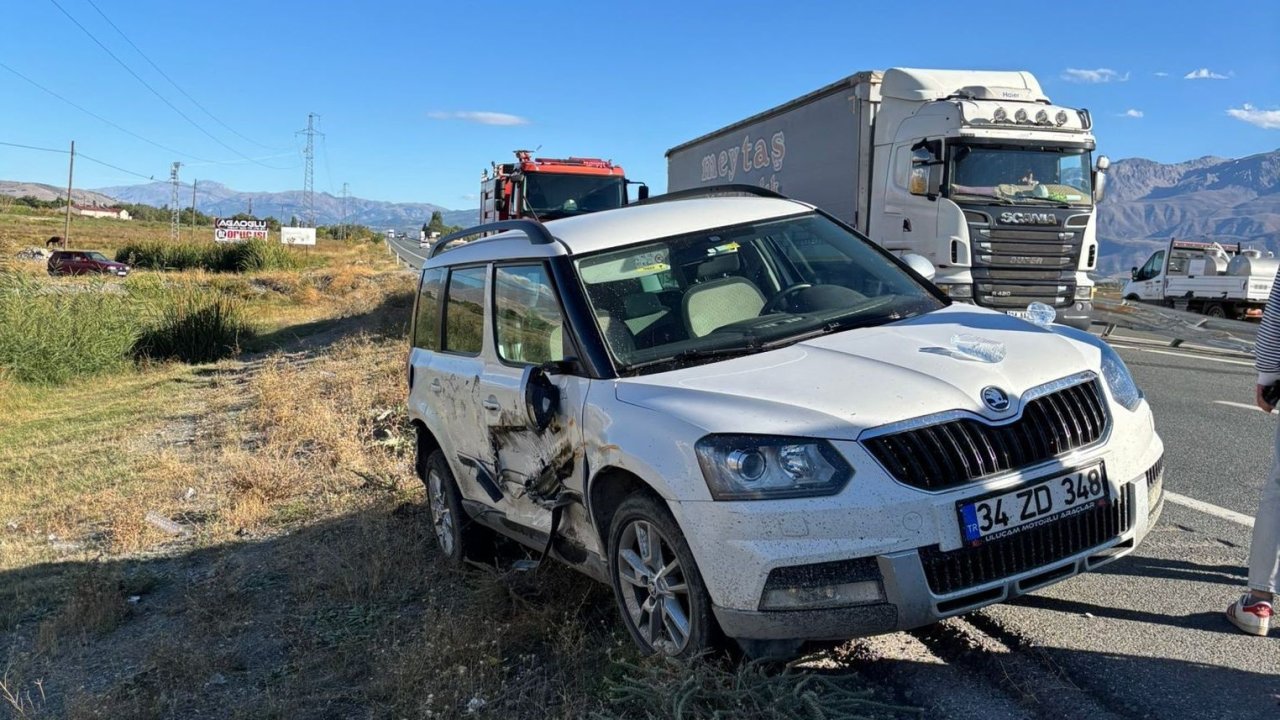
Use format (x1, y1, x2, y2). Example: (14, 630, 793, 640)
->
(0, 272, 253, 384)
(0, 274, 139, 384)
(116, 239, 304, 273)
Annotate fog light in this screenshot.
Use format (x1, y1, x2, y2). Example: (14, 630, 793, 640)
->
(941, 284, 973, 299)
(1074, 286, 1094, 300)
(760, 580, 887, 610)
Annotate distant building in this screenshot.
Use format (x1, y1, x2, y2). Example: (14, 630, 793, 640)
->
(71, 205, 131, 220)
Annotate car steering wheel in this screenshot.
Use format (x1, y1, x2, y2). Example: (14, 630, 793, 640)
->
(762, 283, 812, 314)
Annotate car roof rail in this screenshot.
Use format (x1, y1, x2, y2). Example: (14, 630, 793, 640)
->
(631, 183, 791, 207)
(428, 218, 558, 259)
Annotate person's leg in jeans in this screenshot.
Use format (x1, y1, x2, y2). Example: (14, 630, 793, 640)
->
(1227, 421, 1280, 635)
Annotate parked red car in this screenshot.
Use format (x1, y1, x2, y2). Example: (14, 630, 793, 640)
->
(47, 250, 130, 277)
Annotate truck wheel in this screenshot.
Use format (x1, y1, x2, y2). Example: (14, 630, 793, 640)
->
(423, 450, 490, 567)
(608, 495, 715, 658)
(1204, 303, 1226, 318)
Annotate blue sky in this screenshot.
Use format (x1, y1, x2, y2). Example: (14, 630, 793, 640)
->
(1, 0, 1276, 208)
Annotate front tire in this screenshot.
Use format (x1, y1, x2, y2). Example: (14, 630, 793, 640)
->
(607, 495, 715, 657)
(423, 450, 488, 567)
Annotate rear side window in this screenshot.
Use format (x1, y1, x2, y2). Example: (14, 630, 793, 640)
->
(443, 266, 486, 355)
(413, 268, 445, 350)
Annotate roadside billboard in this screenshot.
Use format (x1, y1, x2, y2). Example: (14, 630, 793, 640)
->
(214, 218, 268, 243)
(281, 227, 317, 246)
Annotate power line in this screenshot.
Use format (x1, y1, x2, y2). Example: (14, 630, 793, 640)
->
(82, 0, 286, 154)
(0, 60, 213, 161)
(46, 0, 290, 171)
(0, 138, 157, 181)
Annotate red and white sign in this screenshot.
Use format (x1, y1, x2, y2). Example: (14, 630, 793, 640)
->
(214, 218, 268, 243)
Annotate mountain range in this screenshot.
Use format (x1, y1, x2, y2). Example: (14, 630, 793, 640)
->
(1097, 148, 1280, 273)
(7, 149, 1280, 264)
(91, 181, 478, 231)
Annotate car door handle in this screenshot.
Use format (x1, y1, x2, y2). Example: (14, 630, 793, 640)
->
(429, 379, 443, 394)
(482, 396, 501, 412)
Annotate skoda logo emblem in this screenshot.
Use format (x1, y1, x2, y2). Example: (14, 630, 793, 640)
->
(981, 386, 1010, 412)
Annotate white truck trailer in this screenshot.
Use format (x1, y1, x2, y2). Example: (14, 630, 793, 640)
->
(1123, 239, 1276, 319)
(666, 68, 1110, 329)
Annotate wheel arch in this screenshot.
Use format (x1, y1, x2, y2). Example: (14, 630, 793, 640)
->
(412, 420, 441, 482)
(588, 466, 668, 548)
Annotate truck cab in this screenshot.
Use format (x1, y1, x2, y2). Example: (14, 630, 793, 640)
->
(480, 150, 644, 224)
(870, 69, 1107, 329)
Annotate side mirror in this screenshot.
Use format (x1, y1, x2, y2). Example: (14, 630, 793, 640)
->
(520, 365, 561, 433)
(1093, 155, 1110, 204)
(901, 253, 936, 282)
(638, 184, 649, 201)
(1130, 266, 1139, 280)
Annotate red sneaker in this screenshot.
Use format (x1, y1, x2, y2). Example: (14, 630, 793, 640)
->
(1226, 594, 1273, 636)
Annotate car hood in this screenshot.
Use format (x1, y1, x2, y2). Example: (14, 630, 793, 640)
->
(613, 305, 1102, 441)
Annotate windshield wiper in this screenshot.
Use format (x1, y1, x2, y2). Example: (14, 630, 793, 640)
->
(623, 342, 765, 372)
(950, 192, 1013, 205)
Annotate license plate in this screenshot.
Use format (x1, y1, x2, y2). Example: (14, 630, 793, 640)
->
(958, 464, 1109, 546)
(1005, 309, 1029, 319)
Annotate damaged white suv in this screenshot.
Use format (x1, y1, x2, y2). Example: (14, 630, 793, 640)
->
(406, 187, 1164, 658)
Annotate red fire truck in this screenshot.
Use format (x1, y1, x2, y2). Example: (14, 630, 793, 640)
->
(479, 150, 646, 223)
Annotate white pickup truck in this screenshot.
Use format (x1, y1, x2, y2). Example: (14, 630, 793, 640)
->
(1123, 239, 1277, 319)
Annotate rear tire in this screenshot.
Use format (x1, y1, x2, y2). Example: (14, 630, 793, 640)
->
(1204, 303, 1226, 318)
(423, 450, 490, 567)
(607, 495, 716, 658)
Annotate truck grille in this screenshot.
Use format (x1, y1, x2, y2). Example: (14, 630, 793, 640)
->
(920, 483, 1133, 595)
(863, 379, 1109, 491)
(971, 227, 1082, 308)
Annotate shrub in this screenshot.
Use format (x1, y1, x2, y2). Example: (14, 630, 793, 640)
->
(133, 283, 253, 363)
(0, 273, 140, 384)
(116, 240, 303, 273)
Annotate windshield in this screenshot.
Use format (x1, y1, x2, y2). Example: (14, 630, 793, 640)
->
(86, 252, 109, 261)
(523, 173, 624, 219)
(949, 145, 1092, 206)
(574, 213, 945, 372)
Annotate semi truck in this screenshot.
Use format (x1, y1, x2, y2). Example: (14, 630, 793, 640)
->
(480, 150, 647, 224)
(1123, 239, 1277, 319)
(666, 68, 1110, 329)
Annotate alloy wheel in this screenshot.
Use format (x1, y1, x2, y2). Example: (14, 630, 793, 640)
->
(616, 519, 692, 655)
(428, 469, 455, 556)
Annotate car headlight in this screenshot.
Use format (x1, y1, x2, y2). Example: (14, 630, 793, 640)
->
(695, 435, 852, 500)
(1051, 325, 1143, 411)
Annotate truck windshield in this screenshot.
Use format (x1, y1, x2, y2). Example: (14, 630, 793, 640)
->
(523, 174, 625, 219)
(574, 212, 946, 373)
(948, 145, 1092, 206)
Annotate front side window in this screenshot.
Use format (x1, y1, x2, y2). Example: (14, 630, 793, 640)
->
(1140, 251, 1165, 280)
(493, 263, 565, 365)
(86, 252, 109, 262)
(443, 266, 486, 355)
(574, 213, 945, 372)
(949, 145, 1093, 206)
(413, 267, 445, 350)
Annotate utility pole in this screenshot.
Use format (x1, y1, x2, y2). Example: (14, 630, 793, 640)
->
(248, 197, 253, 217)
(190, 179, 198, 241)
(169, 162, 182, 242)
(63, 140, 75, 246)
(340, 182, 350, 241)
(296, 113, 321, 228)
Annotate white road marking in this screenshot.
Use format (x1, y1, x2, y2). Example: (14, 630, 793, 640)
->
(1164, 491, 1256, 528)
(1213, 400, 1265, 412)
(1112, 345, 1254, 367)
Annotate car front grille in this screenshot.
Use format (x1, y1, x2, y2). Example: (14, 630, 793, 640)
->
(862, 379, 1109, 491)
(919, 483, 1133, 595)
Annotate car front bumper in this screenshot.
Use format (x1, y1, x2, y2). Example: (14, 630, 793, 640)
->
(677, 416, 1163, 643)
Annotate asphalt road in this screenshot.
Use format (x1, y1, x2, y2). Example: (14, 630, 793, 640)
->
(387, 239, 1277, 718)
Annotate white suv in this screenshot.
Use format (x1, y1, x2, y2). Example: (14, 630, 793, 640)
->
(406, 188, 1164, 658)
